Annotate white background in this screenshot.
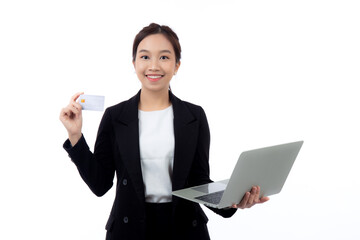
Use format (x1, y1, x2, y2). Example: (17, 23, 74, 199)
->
(1, 0, 359, 239)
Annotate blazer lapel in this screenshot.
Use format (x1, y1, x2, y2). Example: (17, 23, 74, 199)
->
(113, 90, 145, 205)
(170, 92, 199, 191)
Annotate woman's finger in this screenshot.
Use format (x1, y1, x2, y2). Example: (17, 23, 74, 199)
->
(61, 106, 73, 117)
(254, 186, 260, 203)
(259, 196, 270, 203)
(236, 191, 250, 209)
(70, 105, 80, 116)
(247, 186, 257, 205)
(62, 104, 80, 120)
(70, 92, 84, 103)
(60, 108, 68, 120)
(72, 101, 83, 111)
(70, 102, 82, 112)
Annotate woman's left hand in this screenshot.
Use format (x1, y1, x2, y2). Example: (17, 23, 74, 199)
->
(231, 186, 270, 209)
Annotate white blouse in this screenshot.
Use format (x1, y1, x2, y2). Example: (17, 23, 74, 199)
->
(138, 105, 175, 203)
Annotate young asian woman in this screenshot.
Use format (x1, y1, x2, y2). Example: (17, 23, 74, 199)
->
(59, 23, 269, 240)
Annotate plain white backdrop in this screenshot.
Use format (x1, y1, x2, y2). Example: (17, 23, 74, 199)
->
(1, 0, 359, 239)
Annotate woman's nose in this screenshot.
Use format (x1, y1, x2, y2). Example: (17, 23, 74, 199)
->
(149, 59, 160, 71)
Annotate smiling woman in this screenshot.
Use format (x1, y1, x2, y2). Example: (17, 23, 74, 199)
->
(133, 34, 180, 100)
(132, 24, 181, 111)
(59, 23, 268, 240)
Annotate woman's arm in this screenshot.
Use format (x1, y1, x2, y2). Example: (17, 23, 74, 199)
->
(60, 93, 115, 197)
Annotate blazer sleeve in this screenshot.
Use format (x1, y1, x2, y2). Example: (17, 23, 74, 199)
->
(188, 106, 237, 218)
(63, 108, 115, 197)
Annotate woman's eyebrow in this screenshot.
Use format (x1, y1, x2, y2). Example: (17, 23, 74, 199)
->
(138, 49, 172, 54)
(159, 50, 172, 54)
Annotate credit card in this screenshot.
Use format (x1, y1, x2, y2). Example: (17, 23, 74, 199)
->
(78, 94, 105, 111)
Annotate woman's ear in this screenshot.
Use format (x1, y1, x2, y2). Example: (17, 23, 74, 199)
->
(175, 61, 181, 74)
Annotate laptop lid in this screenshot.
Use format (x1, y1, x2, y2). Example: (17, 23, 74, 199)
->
(172, 141, 303, 209)
(217, 141, 303, 208)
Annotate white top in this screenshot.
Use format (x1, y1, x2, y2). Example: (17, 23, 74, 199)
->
(138, 105, 175, 203)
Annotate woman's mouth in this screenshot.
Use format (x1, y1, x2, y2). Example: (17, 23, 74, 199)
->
(146, 75, 163, 82)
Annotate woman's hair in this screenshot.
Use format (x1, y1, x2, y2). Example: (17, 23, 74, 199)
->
(132, 23, 181, 64)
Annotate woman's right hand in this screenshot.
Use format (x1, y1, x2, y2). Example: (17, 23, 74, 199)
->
(59, 92, 84, 146)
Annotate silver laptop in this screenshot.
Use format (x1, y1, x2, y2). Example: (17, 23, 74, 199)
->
(172, 141, 303, 209)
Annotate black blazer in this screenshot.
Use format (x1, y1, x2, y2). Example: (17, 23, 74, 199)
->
(64, 90, 236, 240)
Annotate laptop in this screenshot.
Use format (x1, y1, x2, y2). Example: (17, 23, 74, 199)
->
(172, 141, 303, 209)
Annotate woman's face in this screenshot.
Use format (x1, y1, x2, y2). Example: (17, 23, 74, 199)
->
(133, 34, 180, 93)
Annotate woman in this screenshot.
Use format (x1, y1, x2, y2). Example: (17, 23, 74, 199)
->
(60, 23, 269, 240)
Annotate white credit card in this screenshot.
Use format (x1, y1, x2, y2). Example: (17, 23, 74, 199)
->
(78, 94, 105, 111)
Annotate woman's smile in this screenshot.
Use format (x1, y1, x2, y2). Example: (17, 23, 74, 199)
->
(146, 74, 164, 82)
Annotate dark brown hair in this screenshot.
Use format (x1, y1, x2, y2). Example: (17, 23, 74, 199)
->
(132, 23, 181, 63)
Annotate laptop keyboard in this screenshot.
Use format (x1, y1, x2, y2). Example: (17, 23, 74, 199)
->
(195, 190, 224, 205)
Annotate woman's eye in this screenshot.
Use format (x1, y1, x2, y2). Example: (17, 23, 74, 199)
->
(160, 56, 169, 60)
(140, 56, 149, 60)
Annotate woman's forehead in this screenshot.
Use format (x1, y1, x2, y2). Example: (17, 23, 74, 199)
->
(137, 34, 175, 53)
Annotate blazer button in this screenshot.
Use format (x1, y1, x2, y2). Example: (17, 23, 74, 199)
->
(192, 220, 197, 227)
(122, 179, 128, 186)
(123, 216, 129, 223)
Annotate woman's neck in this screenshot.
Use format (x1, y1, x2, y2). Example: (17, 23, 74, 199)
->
(138, 88, 171, 111)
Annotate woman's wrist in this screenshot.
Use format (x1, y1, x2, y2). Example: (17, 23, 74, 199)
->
(69, 132, 82, 147)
